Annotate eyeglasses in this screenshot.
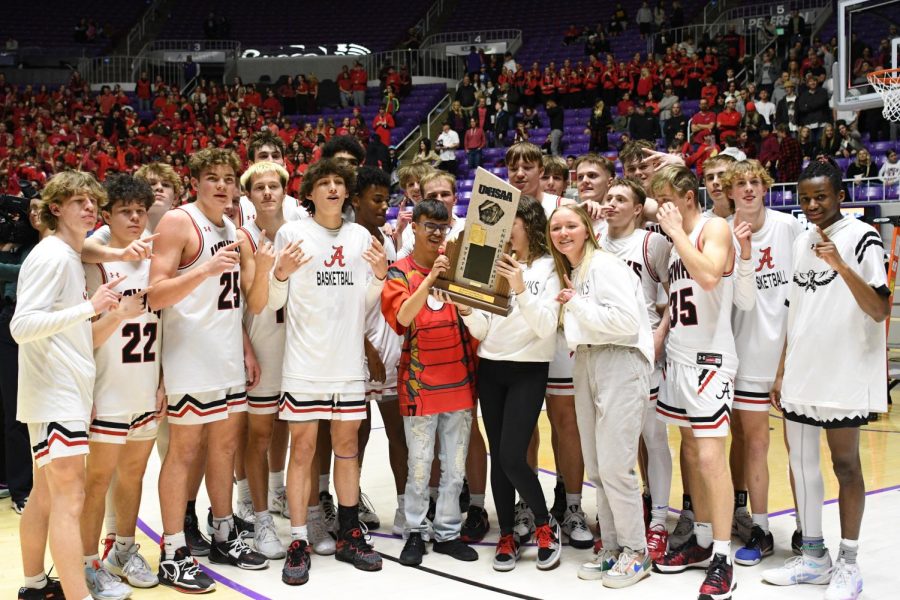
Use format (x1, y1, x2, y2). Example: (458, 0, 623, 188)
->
(420, 221, 451, 235)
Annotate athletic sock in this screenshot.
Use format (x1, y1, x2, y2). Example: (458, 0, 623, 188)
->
(650, 506, 668, 527)
(338, 503, 360, 536)
(802, 535, 828, 558)
(23, 573, 48, 590)
(290, 525, 308, 541)
(682, 494, 693, 513)
(319, 474, 330, 494)
(712, 539, 732, 561)
(236, 478, 251, 504)
(255, 510, 269, 522)
(838, 539, 859, 564)
(83, 554, 100, 568)
(211, 515, 235, 543)
(268, 470, 285, 492)
(565, 493, 582, 509)
(115, 536, 135, 554)
(694, 522, 713, 548)
(734, 490, 749, 515)
(164, 532, 187, 559)
(469, 494, 485, 509)
(751, 513, 769, 533)
(186, 500, 198, 520)
(103, 514, 117, 536)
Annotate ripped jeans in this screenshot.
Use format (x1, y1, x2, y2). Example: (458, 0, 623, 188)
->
(403, 408, 472, 541)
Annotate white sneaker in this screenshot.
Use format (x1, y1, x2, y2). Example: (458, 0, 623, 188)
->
(825, 559, 863, 600)
(320, 491, 337, 534)
(392, 505, 404, 536)
(103, 544, 158, 588)
(762, 553, 833, 586)
(561, 505, 594, 549)
(578, 548, 618, 580)
(308, 509, 336, 555)
(513, 501, 535, 543)
(253, 515, 286, 559)
(670, 512, 694, 549)
(236, 498, 256, 525)
(85, 560, 132, 600)
(358, 491, 380, 529)
(602, 548, 651, 589)
(268, 486, 289, 518)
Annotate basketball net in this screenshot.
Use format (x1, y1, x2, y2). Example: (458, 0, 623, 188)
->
(868, 68, 900, 122)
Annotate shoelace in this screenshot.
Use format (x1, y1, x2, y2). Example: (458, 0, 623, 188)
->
(830, 561, 852, 587)
(496, 535, 517, 556)
(93, 564, 122, 589)
(647, 527, 667, 549)
(704, 557, 730, 588)
(229, 533, 254, 555)
(347, 527, 375, 553)
(535, 524, 555, 548)
(611, 550, 639, 575)
(122, 548, 152, 577)
(359, 492, 377, 515)
(257, 521, 280, 544)
(563, 509, 589, 532)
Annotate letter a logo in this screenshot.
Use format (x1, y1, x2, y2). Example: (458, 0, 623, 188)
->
(324, 245, 346, 268)
(756, 246, 775, 272)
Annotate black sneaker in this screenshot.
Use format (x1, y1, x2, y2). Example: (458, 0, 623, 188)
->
(335, 527, 382, 571)
(399, 532, 426, 566)
(17, 578, 64, 599)
(459, 478, 471, 513)
(207, 507, 254, 537)
(432, 537, 478, 562)
(492, 533, 520, 572)
(791, 529, 802, 556)
(209, 530, 269, 570)
(185, 510, 211, 556)
(282, 540, 311, 585)
(158, 545, 216, 593)
(698, 553, 736, 600)
(13, 496, 27, 515)
(460, 505, 490, 543)
(550, 481, 566, 522)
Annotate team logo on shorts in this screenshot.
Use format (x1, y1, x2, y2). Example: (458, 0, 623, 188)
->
(794, 269, 837, 293)
(716, 381, 732, 400)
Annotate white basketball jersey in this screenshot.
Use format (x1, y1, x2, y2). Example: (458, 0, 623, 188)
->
(541, 193, 567, 218)
(240, 221, 286, 396)
(86, 259, 160, 416)
(601, 229, 671, 330)
(238, 194, 308, 227)
(731, 210, 803, 382)
(364, 235, 402, 391)
(161, 203, 244, 395)
(274, 219, 374, 392)
(666, 216, 738, 376)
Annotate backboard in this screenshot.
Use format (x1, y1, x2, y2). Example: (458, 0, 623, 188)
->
(834, 0, 900, 112)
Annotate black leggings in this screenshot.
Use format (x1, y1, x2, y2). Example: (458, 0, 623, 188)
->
(477, 358, 549, 534)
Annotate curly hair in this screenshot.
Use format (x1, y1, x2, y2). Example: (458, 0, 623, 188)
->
(187, 147, 241, 180)
(299, 158, 357, 215)
(515, 195, 549, 263)
(720, 159, 774, 194)
(101, 173, 154, 212)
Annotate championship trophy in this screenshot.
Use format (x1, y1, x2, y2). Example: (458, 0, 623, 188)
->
(433, 167, 521, 316)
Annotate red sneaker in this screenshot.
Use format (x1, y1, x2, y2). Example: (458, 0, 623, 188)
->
(101, 534, 115, 561)
(652, 535, 712, 573)
(698, 553, 736, 600)
(646, 524, 668, 561)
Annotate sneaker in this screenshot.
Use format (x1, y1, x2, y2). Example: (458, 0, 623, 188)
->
(158, 546, 215, 593)
(432, 537, 478, 562)
(602, 548, 652, 589)
(253, 515, 286, 559)
(335, 527, 382, 571)
(320, 491, 337, 534)
(207, 509, 255, 538)
(209, 530, 269, 570)
(762, 553, 833, 586)
(268, 486, 289, 518)
(698, 552, 737, 600)
(492, 533, 520, 572)
(308, 509, 337, 555)
(549, 481, 566, 522)
(652, 535, 712, 573)
(535, 519, 562, 570)
(184, 510, 211, 556)
(358, 491, 380, 530)
(642, 493, 652, 530)
(734, 525, 774, 566)
(670, 511, 694, 549)
(460, 505, 490, 543)
(459, 478, 471, 513)
(561, 505, 593, 549)
(426, 495, 436, 522)
(578, 548, 618, 580)
(236, 498, 256, 528)
(101, 534, 115, 561)
(85, 559, 132, 600)
(281, 540, 311, 586)
(732, 510, 753, 544)
(825, 559, 863, 600)
(646, 524, 669, 561)
(399, 532, 426, 566)
(13, 497, 27, 515)
(104, 544, 159, 588)
(392, 505, 404, 536)
(513, 501, 535, 544)
(17, 578, 64, 599)
(791, 529, 803, 556)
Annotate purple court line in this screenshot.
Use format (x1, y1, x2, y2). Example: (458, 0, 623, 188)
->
(136, 518, 272, 600)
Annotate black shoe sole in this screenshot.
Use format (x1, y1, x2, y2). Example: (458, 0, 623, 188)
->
(567, 537, 595, 550)
(208, 553, 269, 570)
(398, 554, 423, 566)
(281, 572, 309, 586)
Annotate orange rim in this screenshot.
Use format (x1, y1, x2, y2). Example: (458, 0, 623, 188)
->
(868, 68, 900, 86)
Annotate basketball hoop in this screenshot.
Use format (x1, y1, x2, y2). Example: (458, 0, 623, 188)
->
(868, 68, 900, 122)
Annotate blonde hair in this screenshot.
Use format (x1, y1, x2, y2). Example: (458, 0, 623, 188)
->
(188, 147, 241, 180)
(397, 162, 434, 190)
(546, 204, 600, 326)
(505, 142, 544, 169)
(420, 170, 457, 196)
(541, 155, 569, 180)
(648, 165, 700, 206)
(40, 170, 106, 230)
(135, 162, 184, 198)
(240, 160, 289, 192)
(720, 159, 774, 194)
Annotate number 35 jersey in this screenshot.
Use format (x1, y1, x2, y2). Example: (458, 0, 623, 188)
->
(666, 216, 738, 377)
(161, 203, 244, 395)
(85, 258, 160, 416)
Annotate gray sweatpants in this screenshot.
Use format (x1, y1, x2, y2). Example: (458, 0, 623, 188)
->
(574, 344, 650, 552)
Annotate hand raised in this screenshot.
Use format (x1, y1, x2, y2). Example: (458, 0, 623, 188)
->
(120, 232, 159, 261)
(254, 229, 276, 274)
(814, 226, 844, 270)
(91, 275, 126, 315)
(204, 240, 240, 278)
(363, 236, 388, 280)
(274, 239, 312, 281)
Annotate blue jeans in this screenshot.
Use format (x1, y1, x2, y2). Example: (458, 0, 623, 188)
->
(467, 149, 482, 169)
(403, 408, 472, 541)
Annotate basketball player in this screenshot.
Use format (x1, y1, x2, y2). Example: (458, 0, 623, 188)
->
(80, 175, 160, 598)
(701, 156, 737, 220)
(540, 155, 571, 198)
(573, 154, 616, 238)
(763, 161, 889, 600)
(721, 160, 803, 566)
(149, 148, 267, 593)
(597, 177, 674, 561)
(269, 158, 386, 585)
(650, 166, 738, 600)
(235, 130, 309, 227)
(13, 171, 122, 600)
